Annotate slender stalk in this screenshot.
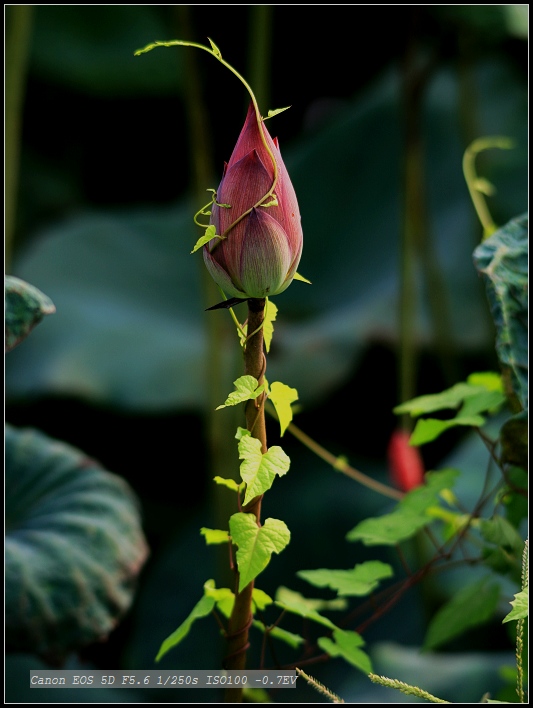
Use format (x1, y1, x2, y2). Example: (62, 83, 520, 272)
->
(281, 418, 403, 501)
(224, 298, 266, 702)
(462, 136, 514, 240)
(134, 38, 279, 248)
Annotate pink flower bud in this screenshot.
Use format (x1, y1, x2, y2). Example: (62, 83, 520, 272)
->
(203, 103, 303, 299)
(387, 429, 425, 492)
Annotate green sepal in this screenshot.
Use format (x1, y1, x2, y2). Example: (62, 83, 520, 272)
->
(264, 106, 291, 120)
(230, 514, 290, 593)
(293, 272, 312, 284)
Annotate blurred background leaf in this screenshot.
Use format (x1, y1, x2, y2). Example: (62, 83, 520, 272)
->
(5, 424, 149, 662)
(4, 275, 55, 352)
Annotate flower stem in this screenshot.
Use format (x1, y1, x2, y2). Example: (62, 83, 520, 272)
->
(224, 298, 266, 702)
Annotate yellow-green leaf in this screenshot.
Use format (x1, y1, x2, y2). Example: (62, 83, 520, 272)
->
(200, 528, 230, 545)
(230, 514, 290, 592)
(269, 381, 299, 436)
(216, 375, 264, 410)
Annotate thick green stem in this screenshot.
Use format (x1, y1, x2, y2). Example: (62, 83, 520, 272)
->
(224, 298, 266, 702)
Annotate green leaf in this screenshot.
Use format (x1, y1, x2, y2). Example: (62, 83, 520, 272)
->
(260, 194, 279, 207)
(410, 415, 486, 446)
(460, 389, 506, 417)
(346, 510, 431, 547)
(200, 528, 230, 545)
(213, 476, 242, 493)
(268, 381, 299, 436)
(5, 424, 148, 662)
(216, 375, 264, 410)
(292, 272, 312, 284)
(265, 106, 291, 120)
(204, 581, 235, 618)
(207, 37, 222, 58)
(5, 276, 55, 353)
(230, 514, 290, 593)
(155, 592, 215, 661)
(423, 577, 501, 650)
(479, 516, 524, 553)
(473, 214, 528, 411)
(502, 587, 528, 623)
(347, 469, 459, 546)
(274, 587, 338, 630)
(263, 299, 278, 353)
(298, 560, 393, 597)
(252, 620, 304, 649)
(252, 587, 273, 611)
(191, 225, 221, 254)
(237, 429, 290, 506)
(394, 382, 488, 417)
(466, 371, 503, 392)
(318, 629, 372, 674)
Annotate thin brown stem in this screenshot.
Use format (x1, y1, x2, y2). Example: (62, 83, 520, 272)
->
(224, 298, 266, 701)
(278, 415, 403, 501)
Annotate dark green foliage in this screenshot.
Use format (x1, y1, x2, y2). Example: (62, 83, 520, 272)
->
(5, 424, 149, 663)
(473, 214, 528, 411)
(4, 275, 55, 352)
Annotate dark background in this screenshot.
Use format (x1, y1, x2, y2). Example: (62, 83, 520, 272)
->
(5, 5, 528, 703)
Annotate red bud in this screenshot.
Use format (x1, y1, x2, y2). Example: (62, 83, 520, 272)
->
(387, 429, 425, 492)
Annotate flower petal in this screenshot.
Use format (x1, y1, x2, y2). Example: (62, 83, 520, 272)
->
(203, 247, 247, 299)
(238, 208, 293, 298)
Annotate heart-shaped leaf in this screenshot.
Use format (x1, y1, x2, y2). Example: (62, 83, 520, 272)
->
(230, 513, 290, 592)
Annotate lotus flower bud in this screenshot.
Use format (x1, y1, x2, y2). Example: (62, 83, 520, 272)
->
(387, 429, 425, 492)
(203, 103, 303, 299)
